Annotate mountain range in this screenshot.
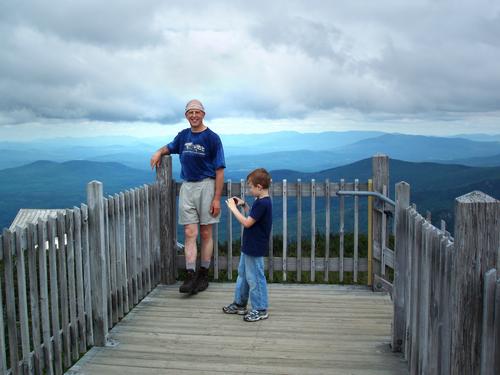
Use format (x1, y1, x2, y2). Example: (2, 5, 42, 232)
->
(1, 157, 499, 233)
(1, 132, 500, 174)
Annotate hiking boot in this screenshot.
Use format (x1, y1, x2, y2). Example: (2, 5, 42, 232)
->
(222, 302, 248, 315)
(243, 309, 269, 322)
(179, 269, 197, 294)
(195, 266, 209, 292)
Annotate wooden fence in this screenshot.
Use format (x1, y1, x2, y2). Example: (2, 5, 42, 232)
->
(392, 185, 500, 375)
(0, 181, 164, 375)
(169, 154, 396, 286)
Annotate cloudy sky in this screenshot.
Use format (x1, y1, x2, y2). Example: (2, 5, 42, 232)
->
(1, 0, 500, 140)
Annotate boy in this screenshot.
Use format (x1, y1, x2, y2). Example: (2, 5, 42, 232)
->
(223, 168, 272, 322)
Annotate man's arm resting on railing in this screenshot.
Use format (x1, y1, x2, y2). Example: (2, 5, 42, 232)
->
(150, 146, 170, 169)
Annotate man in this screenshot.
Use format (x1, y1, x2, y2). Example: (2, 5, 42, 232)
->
(150, 99, 225, 294)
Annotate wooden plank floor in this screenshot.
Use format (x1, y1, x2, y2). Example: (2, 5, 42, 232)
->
(67, 283, 408, 375)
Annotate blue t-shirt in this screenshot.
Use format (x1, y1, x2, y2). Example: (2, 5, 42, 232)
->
(242, 197, 272, 257)
(167, 128, 225, 181)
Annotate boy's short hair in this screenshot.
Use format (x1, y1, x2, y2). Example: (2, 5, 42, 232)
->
(247, 168, 271, 189)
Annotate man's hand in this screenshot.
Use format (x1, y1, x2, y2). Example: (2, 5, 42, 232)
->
(150, 150, 162, 170)
(210, 198, 221, 217)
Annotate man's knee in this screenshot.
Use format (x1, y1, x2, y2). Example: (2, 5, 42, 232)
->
(199, 225, 213, 241)
(184, 225, 198, 239)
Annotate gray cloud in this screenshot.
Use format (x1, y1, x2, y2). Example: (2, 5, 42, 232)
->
(0, 0, 499, 129)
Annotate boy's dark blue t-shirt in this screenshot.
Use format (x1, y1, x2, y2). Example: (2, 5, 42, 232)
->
(242, 196, 272, 257)
(166, 127, 225, 181)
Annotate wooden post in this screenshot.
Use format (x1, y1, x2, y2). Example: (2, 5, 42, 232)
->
(481, 269, 497, 375)
(392, 181, 410, 353)
(367, 179, 373, 287)
(372, 154, 389, 289)
(87, 181, 108, 346)
(156, 155, 176, 284)
(451, 191, 500, 374)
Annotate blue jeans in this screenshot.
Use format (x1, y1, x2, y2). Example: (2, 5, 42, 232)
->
(234, 253, 268, 311)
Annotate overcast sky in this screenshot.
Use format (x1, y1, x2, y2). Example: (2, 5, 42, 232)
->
(1, 0, 500, 140)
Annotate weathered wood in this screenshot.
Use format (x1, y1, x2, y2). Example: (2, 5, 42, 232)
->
(103, 198, 112, 330)
(268, 179, 273, 281)
(409, 211, 422, 374)
(73, 207, 87, 354)
(107, 198, 118, 326)
(87, 181, 109, 346)
(118, 193, 129, 314)
(282, 179, 287, 281)
(324, 179, 330, 282)
(130, 189, 138, 305)
(339, 179, 345, 282)
(68, 283, 408, 375)
(135, 189, 143, 299)
(372, 154, 389, 286)
(157, 155, 175, 284)
(113, 195, 124, 320)
(437, 238, 454, 375)
(480, 269, 497, 375)
(65, 209, 79, 361)
(55, 212, 71, 368)
(3, 229, 19, 373)
(15, 227, 31, 372)
(392, 182, 410, 353)
(124, 190, 134, 310)
(296, 179, 302, 282)
(227, 180, 233, 280)
(353, 179, 359, 283)
(144, 185, 152, 294)
(81, 203, 94, 346)
(380, 185, 387, 277)
(451, 191, 500, 375)
(418, 221, 431, 374)
(427, 228, 441, 374)
(0, 234, 7, 374)
(311, 179, 316, 282)
(27, 223, 42, 373)
(37, 219, 54, 374)
(367, 179, 373, 287)
(494, 277, 500, 374)
(48, 217, 63, 374)
(373, 274, 393, 295)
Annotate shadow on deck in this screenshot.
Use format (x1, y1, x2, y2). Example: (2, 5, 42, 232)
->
(67, 284, 407, 375)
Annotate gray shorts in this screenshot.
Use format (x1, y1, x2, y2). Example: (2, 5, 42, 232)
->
(178, 178, 221, 225)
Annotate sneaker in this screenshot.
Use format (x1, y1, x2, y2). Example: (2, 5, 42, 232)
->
(222, 302, 248, 315)
(243, 309, 269, 322)
(195, 266, 209, 292)
(179, 270, 197, 294)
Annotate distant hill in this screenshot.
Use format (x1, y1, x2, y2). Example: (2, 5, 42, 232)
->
(2, 157, 499, 234)
(433, 153, 500, 167)
(0, 160, 154, 229)
(335, 134, 500, 162)
(2, 131, 500, 172)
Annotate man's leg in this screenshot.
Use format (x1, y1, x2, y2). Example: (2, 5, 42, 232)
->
(199, 224, 213, 264)
(179, 223, 198, 294)
(184, 223, 199, 268)
(195, 224, 213, 292)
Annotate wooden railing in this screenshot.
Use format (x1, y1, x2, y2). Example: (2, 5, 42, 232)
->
(170, 154, 397, 286)
(392, 186, 500, 375)
(0, 181, 164, 374)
